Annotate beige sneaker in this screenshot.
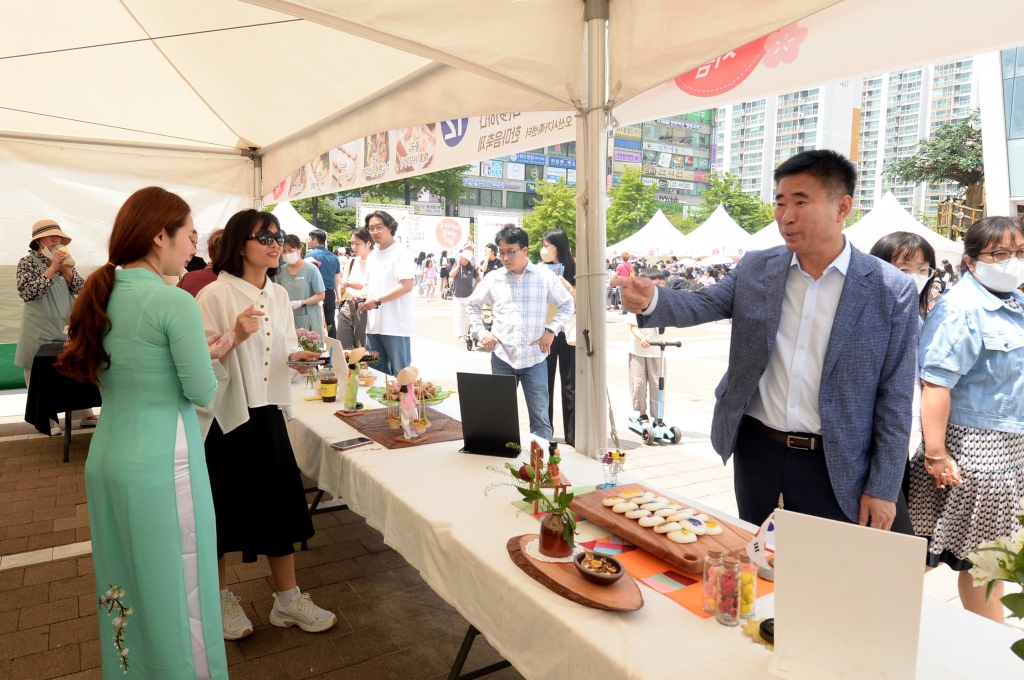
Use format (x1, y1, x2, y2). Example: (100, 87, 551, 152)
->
(269, 591, 336, 633)
(221, 590, 253, 640)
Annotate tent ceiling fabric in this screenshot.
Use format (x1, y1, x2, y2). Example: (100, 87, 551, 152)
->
(0, 0, 835, 189)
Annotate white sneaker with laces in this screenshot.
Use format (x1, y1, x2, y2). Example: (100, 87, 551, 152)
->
(49, 423, 62, 437)
(269, 591, 337, 633)
(221, 590, 253, 640)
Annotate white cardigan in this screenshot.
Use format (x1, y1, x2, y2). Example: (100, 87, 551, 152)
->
(195, 272, 300, 436)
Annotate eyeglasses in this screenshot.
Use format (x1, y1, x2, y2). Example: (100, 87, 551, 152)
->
(897, 266, 935, 277)
(249, 229, 285, 246)
(367, 223, 389, 233)
(976, 248, 1024, 263)
(498, 247, 522, 260)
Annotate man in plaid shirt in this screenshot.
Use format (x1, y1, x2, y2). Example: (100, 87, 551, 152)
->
(466, 225, 574, 440)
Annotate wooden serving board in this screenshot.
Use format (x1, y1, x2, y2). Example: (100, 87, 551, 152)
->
(507, 535, 643, 612)
(570, 484, 754, 574)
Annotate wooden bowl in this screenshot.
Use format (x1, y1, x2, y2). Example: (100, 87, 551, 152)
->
(574, 552, 625, 586)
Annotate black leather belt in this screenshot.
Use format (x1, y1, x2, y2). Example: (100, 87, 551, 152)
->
(761, 424, 823, 451)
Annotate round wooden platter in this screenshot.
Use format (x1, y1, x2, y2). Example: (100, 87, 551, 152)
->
(506, 535, 643, 612)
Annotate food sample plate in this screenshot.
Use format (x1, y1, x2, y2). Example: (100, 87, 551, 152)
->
(570, 484, 755, 573)
(507, 535, 643, 612)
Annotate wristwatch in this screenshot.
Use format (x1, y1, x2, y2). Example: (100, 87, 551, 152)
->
(374, 298, 382, 309)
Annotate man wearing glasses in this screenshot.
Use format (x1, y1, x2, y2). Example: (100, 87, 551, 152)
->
(357, 210, 415, 376)
(306, 229, 341, 339)
(465, 224, 574, 441)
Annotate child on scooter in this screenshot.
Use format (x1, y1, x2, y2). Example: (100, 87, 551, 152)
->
(627, 269, 666, 426)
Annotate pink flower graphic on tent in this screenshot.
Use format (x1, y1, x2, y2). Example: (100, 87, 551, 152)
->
(763, 23, 807, 69)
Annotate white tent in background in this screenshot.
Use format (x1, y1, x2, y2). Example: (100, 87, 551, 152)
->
(749, 221, 786, 251)
(682, 205, 753, 258)
(845, 192, 963, 264)
(271, 201, 315, 238)
(607, 209, 688, 257)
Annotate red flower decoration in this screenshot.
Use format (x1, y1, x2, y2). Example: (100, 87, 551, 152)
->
(763, 23, 807, 69)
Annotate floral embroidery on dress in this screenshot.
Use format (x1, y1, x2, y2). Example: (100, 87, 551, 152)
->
(99, 584, 133, 673)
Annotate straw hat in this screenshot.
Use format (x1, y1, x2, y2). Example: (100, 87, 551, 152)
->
(31, 220, 72, 247)
(396, 366, 419, 386)
(346, 347, 366, 366)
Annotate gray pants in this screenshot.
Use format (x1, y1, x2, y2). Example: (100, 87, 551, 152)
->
(628, 354, 661, 417)
(337, 298, 367, 348)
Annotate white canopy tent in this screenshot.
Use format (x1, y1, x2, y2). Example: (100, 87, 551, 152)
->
(681, 205, 753, 258)
(845, 192, 964, 264)
(270, 201, 315, 238)
(607, 209, 688, 257)
(749, 221, 786, 250)
(3, 0, 1023, 458)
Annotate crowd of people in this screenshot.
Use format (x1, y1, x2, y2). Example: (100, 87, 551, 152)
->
(13, 148, 1022, 677)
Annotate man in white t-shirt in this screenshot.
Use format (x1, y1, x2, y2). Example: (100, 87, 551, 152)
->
(357, 211, 415, 376)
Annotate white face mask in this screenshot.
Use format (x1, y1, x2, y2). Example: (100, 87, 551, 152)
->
(973, 258, 1024, 293)
(540, 246, 555, 263)
(40, 246, 55, 260)
(910, 273, 930, 295)
(283, 252, 300, 265)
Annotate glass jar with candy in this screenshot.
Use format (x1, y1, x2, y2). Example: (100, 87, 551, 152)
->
(702, 548, 724, 614)
(738, 550, 757, 619)
(715, 555, 741, 626)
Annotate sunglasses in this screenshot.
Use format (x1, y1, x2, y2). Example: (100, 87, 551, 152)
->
(249, 229, 285, 246)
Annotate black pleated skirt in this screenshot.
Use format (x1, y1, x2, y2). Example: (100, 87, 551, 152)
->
(205, 405, 314, 562)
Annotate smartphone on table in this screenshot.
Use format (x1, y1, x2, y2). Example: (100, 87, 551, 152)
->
(330, 437, 373, 451)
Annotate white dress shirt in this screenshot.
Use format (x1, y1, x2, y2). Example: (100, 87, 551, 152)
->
(195, 272, 300, 436)
(745, 238, 851, 434)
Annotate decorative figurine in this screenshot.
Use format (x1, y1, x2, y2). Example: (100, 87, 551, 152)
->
(396, 366, 423, 442)
(343, 347, 365, 410)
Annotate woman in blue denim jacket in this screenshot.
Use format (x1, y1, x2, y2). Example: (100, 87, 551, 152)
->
(909, 216, 1024, 622)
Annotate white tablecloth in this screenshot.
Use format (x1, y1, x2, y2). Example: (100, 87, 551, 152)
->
(285, 386, 1022, 679)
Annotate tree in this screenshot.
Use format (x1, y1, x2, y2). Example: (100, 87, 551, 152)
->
(606, 167, 658, 244)
(661, 206, 699, 234)
(844, 209, 865, 229)
(694, 172, 775, 233)
(523, 179, 577, 260)
(362, 165, 471, 214)
(883, 109, 984, 208)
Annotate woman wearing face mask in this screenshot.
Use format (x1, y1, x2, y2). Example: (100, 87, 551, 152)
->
(869, 232, 944, 433)
(196, 210, 335, 640)
(338, 227, 372, 348)
(275, 234, 327, 337)
(16, 220, 86, 433)
(540, 229, 577, 447)
(908, 216, 1024, 622)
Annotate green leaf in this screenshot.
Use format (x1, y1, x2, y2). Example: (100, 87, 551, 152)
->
(562, 522, 576, 547)
(1011, 637, 1024, 661)
(986, 579, 999, 604)
(1001, 593, 1024, 619)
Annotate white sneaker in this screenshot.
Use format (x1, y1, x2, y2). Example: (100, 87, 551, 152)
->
(221, 590, 253, 640)
(269, 591, 337, 633)
(49, 423, 62, 437)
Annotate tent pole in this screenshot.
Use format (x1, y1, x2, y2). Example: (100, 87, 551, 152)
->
(575, 0, 609, 459)
(250, 148, 263, 210)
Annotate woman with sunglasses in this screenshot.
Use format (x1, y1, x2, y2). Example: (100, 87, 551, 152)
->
(908, 216, 1024, 621)
(196, 210, 336, 640)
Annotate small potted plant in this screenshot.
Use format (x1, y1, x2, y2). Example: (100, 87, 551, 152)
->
(488, 441, 577, 558)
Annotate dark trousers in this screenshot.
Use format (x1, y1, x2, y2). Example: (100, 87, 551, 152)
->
(546, 332, 575, 446)
(323, 288, 338, 339)
(733, 416, 913, 534)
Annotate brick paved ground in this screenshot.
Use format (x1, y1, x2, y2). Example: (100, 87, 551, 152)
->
(0, 424, 524, 680)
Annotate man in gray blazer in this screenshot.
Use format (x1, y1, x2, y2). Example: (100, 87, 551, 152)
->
(616, 150, 917, 532)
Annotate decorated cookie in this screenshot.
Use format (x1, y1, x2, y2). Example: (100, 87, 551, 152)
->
(654, 521, 682, 534)
(654, 505, 684, 518)
(632, 492, 657, 505)
(602, 496, 625, 507)
(704, 519, 724, 536)
(666, 510, 696, 523)
(617, 490, 644, 500)
(638, 515, 666, 528)
(654, 497, 671, 504)
(641, 502, 669, 512)
(612, 502, 639, 514)
(682, 517, 708, 535)
(667, 529, 697, 544)
(625, 508, 651, 520)
(691, 513, 710, 522)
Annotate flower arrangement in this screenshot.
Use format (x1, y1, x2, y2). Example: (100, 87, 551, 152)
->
(99, 584, 133, 673)
(967, 498, 1024, 660)
(296, 327, 324, 353)
(486, 441, 575, 551)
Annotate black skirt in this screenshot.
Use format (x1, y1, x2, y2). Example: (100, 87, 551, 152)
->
(205, 405, 314, 562)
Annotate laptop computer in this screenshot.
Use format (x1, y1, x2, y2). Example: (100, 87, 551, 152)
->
(456, 372, 521, 457)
